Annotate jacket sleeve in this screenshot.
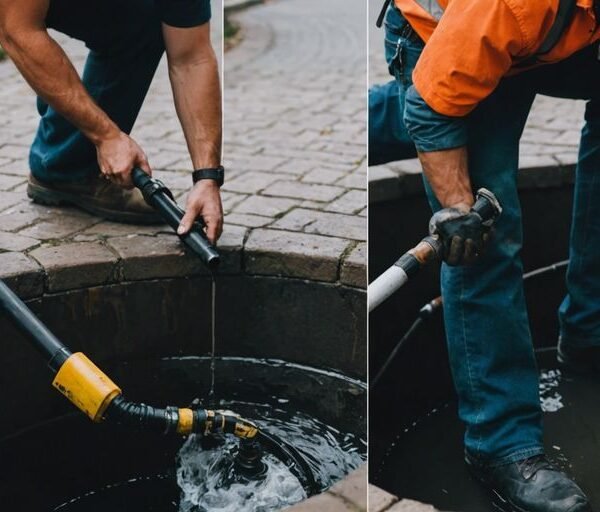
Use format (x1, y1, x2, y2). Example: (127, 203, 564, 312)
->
(404, 84, 468, 152)
(411, 0, 530, 118)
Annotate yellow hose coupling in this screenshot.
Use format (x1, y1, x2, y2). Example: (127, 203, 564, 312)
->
(232, 417, 259, 439)
(52, 352, 121, 422)
(177, 408, 194, 435)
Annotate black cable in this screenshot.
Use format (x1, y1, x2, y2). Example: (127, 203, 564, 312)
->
(371, 260, 570, 388)
(371, 318, 423, 389)
(523, 260, 568, 280)
(256, 430, 319, 494)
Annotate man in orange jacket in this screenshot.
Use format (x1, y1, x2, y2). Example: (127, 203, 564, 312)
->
(371, 0, 599, 510)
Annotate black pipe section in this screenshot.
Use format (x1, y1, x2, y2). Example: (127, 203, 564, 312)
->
(0, 280, 71, 372)
(132, 167, 220, 271)
(394, 252, 423, 278)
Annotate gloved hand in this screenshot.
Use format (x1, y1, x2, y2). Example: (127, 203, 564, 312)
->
(429, 206, 490, 266)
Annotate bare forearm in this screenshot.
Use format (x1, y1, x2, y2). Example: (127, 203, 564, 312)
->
(169, 51, 222, 168)
(418, 146, 473, 208)
(1, 29, 118, 143)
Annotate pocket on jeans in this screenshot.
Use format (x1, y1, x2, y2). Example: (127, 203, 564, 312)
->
(383, 11, 423, 86)
(385, 36, 405, 82)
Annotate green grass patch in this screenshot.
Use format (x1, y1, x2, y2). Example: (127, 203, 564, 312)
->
(224, 15, 239, 40)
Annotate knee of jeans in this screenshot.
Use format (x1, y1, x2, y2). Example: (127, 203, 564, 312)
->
(584, 99, 600, 133)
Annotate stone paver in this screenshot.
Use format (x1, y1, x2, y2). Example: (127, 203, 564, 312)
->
(0, 252, 43, 298)
(0, 0, 365, 297)
(287, 465, 367, 512)
(341, 242, 367, 288)
(29, 242, 118, 292)
(245, 229, 350, 282)
(226, 0, 367, 276)
(368, 484, 440, 512)
(368, 0, 585, 202)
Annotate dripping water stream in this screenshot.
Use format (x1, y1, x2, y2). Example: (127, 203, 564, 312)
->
(208, 274, 216, 406)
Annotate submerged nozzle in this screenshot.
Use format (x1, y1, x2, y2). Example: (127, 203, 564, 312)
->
(131, 167, 220, 271)
(235, 438, 268, 480)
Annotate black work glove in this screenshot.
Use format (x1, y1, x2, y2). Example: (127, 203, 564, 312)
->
(429, 207, 490, 266)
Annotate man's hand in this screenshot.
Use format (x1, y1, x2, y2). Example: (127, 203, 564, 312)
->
(177, 180, 223, 244)
(429, 204, 490, 266)
(96, 131, 151, 189)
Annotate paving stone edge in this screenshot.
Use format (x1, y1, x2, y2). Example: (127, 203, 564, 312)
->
(369, 159, 577, 205)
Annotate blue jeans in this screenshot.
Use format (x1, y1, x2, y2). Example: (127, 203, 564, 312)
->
(375, 6, 600, 464)
(30, 0, 165, 183)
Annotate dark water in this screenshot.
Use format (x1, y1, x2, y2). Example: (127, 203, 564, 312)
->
(376, 351, 600, 511)
(0, 358, 366, 512)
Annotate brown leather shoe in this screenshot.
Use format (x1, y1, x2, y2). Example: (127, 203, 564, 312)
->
(27, 174, 163, 225)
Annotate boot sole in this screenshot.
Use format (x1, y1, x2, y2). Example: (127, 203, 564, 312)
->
(27, 180, 163, 226)
(466, 459, 531, 512)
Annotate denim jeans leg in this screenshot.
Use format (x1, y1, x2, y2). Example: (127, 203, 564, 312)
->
(420, 78, 544, 463)
(376, 5, 545, 463)
(368, 6, 420, 166)
(29, 0, 165, 182)
(559, 99, 600, 348)
(378, 5, 544, 463)
(369, 80, 417, 165)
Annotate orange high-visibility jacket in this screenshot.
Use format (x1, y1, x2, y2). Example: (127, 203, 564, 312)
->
(395, 0, 600, 116)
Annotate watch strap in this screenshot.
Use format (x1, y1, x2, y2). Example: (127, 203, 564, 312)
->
(192, 166, 225, 187)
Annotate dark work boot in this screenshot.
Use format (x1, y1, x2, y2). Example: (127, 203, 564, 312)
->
(466, 452, 592, 512)
(27, 173, 161, 225)
(557, 336, 600, 374)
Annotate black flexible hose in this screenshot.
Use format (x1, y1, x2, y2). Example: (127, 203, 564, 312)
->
(371, 260, 570, 388)
(105, 396, 184, 434)
(256, 430, 319, 495)
(105, 396, 259, 438)
(106, 398, 319, 494)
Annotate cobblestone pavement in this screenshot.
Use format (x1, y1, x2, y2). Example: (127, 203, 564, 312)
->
(370, 485, 438, 512)
(0, 0, 367, 295)
(224, 0, 367, 283)
(368, 1, 586, 178)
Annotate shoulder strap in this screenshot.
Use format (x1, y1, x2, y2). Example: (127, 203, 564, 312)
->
(536, 0, 578, 56)
(377, 0, 393, 28)
(514, 0, 577, 68)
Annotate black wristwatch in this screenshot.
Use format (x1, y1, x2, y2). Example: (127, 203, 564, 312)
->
(192, 166, 225, 187)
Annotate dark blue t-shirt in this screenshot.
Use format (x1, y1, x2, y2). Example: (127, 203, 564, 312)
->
(156, 0, 211, 27)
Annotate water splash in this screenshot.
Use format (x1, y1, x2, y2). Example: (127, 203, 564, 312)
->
(176, 401, 365, 512)
(177, 436, 306, 512)
(539, 369, 564, 413)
